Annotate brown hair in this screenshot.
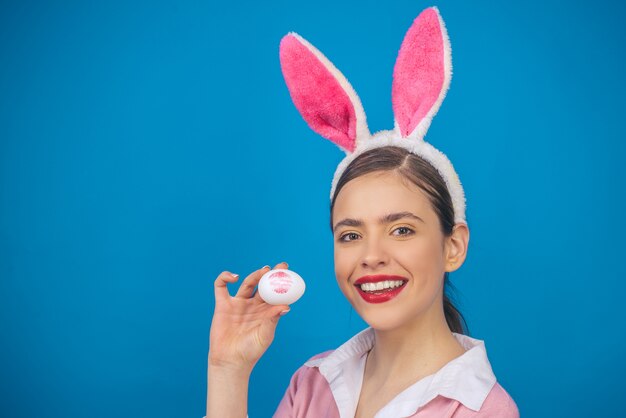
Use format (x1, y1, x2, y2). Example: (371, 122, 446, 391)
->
(329, 145, 470, 335)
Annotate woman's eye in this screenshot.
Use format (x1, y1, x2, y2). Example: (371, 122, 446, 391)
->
(393, 226, 414, 236)
(339, 232, 360, 242)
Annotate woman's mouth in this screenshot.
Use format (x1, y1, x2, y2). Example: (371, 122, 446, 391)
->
(355, 280, 408, 303)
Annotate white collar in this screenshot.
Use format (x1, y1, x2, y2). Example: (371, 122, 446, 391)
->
(304, 327, 497, 418)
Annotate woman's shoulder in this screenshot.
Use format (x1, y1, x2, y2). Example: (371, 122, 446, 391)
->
(273, 350, 339, 417)
(434, 381, 519, 418)
(303, 349, 335, 365)
(475, 381, 520, 417)
(284, 350, 335, 386)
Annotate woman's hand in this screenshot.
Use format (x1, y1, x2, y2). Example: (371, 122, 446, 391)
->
(208, 262, 291, 373)
(206, 263, 290, 418)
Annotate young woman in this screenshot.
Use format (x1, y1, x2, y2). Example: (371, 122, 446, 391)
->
(206, 7, 520, 417)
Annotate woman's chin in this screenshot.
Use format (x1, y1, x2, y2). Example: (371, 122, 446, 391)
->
(359, 310, 409, 332)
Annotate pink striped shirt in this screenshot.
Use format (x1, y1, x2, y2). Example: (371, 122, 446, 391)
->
(272, 327, 520, 417)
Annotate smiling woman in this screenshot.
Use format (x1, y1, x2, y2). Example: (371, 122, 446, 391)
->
(205, 6, 519, 418)
(330, 148, 469, 335)
(261, 141, 521, 416)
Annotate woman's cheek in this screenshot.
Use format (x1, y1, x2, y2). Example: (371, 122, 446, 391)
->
(333, 275, 355, 307)
(333, 246, 353, 274)
(333, 255, 347, 282)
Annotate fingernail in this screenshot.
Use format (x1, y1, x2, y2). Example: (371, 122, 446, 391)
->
(231, 273, 239, 278)
(282, 261, 289, 267)
(262, 265, 270, 270)
(279, 310, 290, 316)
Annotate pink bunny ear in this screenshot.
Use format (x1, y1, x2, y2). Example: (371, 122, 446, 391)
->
(279, 33, 369, 153)
(392, 7, 452, 140)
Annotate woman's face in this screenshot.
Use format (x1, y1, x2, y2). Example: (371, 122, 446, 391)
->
(332, 170, 456, 331)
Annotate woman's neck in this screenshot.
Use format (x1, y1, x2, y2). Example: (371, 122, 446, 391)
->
(364, 312, 467, 388)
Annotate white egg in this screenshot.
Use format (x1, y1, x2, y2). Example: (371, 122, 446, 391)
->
(258, 268, 306, 305)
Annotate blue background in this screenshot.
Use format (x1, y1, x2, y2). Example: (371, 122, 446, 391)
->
(1, 0, 625, 417)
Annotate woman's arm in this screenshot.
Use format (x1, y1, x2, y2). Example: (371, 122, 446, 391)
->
(206, 363, 251, 418)
(205, 263, 291, 418)
(471, 383, 520, 418)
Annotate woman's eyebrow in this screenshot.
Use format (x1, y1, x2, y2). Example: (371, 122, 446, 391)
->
(333, 211, 425, 233)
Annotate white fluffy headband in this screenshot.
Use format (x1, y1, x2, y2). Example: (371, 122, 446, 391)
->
(278, 6, 467, 226)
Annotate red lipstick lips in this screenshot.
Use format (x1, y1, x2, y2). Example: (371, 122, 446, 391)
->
(353, 275, 408, 304)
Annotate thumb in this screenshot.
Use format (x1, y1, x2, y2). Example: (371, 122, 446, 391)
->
(261, 306, 291, 337)
(272, 305, 291, 321)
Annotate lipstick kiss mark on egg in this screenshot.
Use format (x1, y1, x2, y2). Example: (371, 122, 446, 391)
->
(269, 271, 292, 294)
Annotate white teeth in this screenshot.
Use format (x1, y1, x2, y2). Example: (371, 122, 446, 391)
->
(359, 280, 405, 292)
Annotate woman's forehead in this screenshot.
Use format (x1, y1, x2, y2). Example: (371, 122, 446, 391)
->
(333, 172, 434, 221)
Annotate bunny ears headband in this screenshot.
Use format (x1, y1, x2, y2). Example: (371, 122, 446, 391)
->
(279, 6, 467, 225)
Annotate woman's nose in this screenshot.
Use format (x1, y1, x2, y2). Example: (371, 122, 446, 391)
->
(360, 239, 389, 268)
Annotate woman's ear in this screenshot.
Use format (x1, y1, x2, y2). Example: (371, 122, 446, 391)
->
(444, 223, 469, 272)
